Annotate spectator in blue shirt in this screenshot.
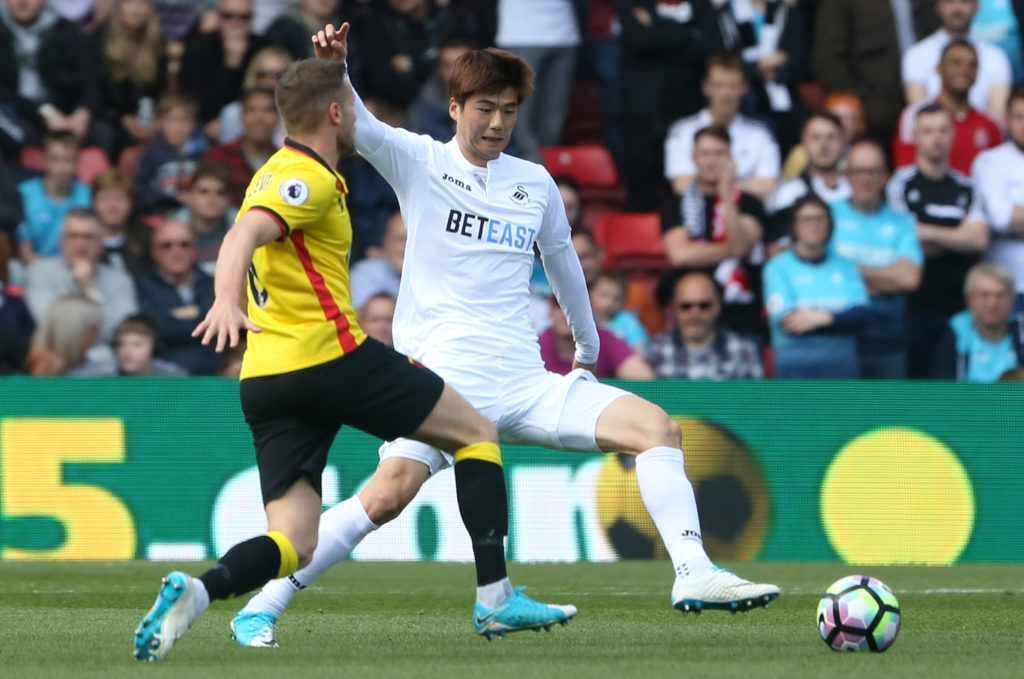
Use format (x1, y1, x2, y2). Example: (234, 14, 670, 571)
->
(16, 131, 91, 264)
(933, 262, 1022, 382)
(763, 196, 869, 378)
(829, 139, 923, 378)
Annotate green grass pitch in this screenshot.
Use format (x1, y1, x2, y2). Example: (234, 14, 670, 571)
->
(1, 561, 1021, 679)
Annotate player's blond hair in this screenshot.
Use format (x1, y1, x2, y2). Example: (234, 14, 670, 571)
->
(275, 58, 348, 134)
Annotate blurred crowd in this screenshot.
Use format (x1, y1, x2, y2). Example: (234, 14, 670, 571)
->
(1, 0, 1022, 382)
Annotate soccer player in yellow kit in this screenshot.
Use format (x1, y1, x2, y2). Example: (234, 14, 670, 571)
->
(133, 57, 572, 662)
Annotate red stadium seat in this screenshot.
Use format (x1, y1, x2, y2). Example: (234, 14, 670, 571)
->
(542, 144, 619, 187)
(20, 145, 111, 184)
(118, 145, 144, 177)
(76, 146, 111, 184)
(19, 146, 45, 173)
(592, 212, 670, 271)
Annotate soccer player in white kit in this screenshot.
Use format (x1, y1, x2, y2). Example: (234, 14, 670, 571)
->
(231, 23, 779, 647)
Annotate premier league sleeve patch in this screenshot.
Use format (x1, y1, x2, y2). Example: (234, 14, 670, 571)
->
(280, 178, 311, 206)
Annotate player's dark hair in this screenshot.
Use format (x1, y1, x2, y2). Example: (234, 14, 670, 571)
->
(275, 58, 348, 134)
(694, 124, 732, 147)
(448, 47, 535, 106)
(789, 195, 835, 242)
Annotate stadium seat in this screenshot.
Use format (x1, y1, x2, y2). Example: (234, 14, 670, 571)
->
(18, 146, 45, 173)
(118, 145, 144, 177)
(76, 147, 111, 184)
(542, 144, 619, 188)
(19, 145, 111, 184)
(592, 211, 670, 271)
(141, 215, 166, 230)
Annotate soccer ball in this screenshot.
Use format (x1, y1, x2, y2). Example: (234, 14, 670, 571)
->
(817, 575, 901, 652)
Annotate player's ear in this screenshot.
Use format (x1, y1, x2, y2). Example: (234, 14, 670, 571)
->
(449, 98, 460, 123)
(327, 101, 342, 125)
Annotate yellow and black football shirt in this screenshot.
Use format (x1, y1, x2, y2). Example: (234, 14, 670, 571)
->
(238, 138, 366, 379)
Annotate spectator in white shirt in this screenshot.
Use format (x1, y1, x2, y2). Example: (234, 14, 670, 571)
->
(902, 0, 1011, 121)
(971, 85, 1024, 313)
(664, 52, 780, 201)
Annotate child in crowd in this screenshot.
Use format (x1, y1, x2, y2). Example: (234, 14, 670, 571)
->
(114, 314, 187, 376)
(16, 131, 92, 263)
(590, 269, 649, 350)
(134, 92, 205, 215)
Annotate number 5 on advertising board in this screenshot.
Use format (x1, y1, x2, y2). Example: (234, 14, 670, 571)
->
(0, 419, 136, 560)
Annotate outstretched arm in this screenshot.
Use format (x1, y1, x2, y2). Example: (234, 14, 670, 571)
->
(191, 211, 280, 352)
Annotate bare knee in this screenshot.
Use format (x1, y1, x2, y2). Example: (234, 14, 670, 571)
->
(463, 412, 498, 446)
(295, 535, 318, 569)
(633, 407, 681, 452)
(362, 486, 411, 524)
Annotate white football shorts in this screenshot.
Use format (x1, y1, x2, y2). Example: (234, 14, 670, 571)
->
(378, 366, 631, 475)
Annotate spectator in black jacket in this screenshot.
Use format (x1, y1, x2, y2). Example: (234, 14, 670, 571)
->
(264, 0, 341, 61)
(134, 92, 205, 215)
(135, 219, 219, 374)
(0, 0, 104, 149)
(179, 0, 265, 134)
(614, 0, 715, 211)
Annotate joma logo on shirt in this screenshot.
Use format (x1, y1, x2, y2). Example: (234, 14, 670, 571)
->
(444, 209, 537, 251)
(442, 173, 472, 192)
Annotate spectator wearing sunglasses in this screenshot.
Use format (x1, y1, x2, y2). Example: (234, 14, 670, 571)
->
(134, 219, 219, 374)
(645, 270, 763, 380)
(763, 196, 869, 378)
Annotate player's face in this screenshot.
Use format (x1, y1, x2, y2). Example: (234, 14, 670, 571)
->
(703, 66, 746, 116)
(967, 272, 1013, 328)
(116, 332, 155, 376)
(803, 119, 845, 172)
(334, 82, 357, 158)
(1007, 100, 1024, 147)
(914, 111, 954, 162)
(937, 0, 977, 33)
(189, 177, 230, 220)
(845, 145, 888, 202)
(938, 45, 978, 97)
(119, 0, 153, 31)
(93, 187, 132, 229)
(674, 275, 720, 344)
(792, 203, 831, 249)
(450, 88, 518, 167)
(242, 92, 278, 144)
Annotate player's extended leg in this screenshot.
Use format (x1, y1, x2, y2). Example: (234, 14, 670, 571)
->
(405, 383, 577, 638)
(232, 457, 430, 647)
(134, 477, 320, 660)
(593, 394, 780, 614)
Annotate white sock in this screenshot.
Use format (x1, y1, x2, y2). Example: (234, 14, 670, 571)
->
(191, 577, 210, 615)
(635, 446, 713, 580)
(476, 577, 514, 608)
(242, 497, 378, 618)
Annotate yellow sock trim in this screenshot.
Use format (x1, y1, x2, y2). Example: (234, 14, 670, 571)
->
(267, 530, 299, 578)
(453, 441, 502, 466)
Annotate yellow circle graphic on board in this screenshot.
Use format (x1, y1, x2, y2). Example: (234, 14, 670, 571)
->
(821, 427, 975, 565)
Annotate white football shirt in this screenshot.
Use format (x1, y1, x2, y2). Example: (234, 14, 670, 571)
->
(351, 88, 600, 369)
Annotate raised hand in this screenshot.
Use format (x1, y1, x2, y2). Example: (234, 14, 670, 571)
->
(312, 22, 349, 62)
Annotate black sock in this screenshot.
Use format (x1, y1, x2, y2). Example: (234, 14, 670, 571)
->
(454, 458, 509, 586)
(199, 535, 282, 601)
